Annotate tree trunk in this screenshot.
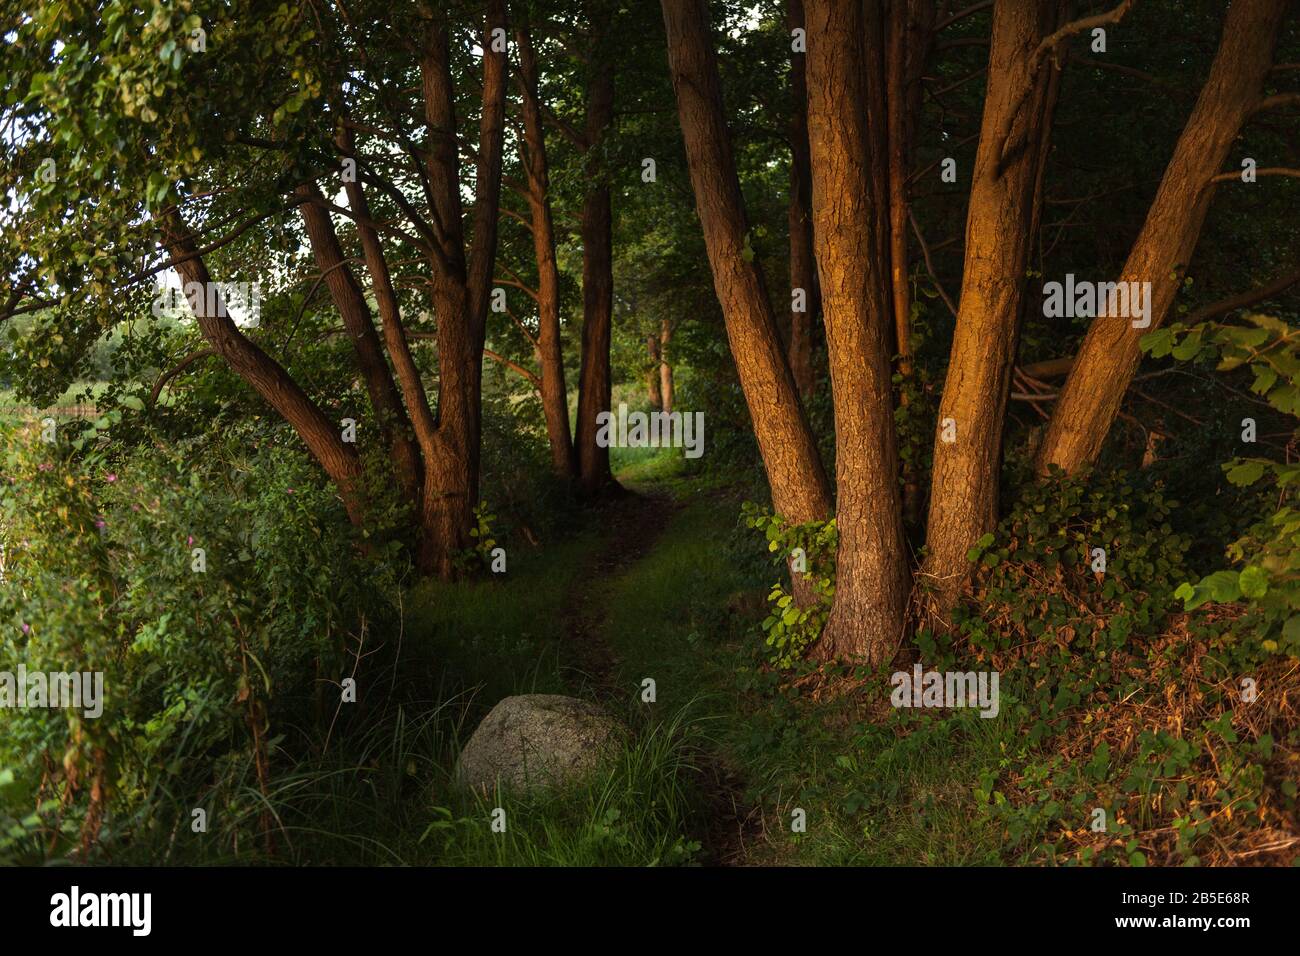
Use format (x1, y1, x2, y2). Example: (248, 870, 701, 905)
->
(575, 20, 618, 498)
(786, 0, 818, 400)
(804, 0, 911, 664)
(516, 18, 578, 481)
(886, 0, 912, 378)
(659, 319, 675, 415)
(647, 333, 663, 409)
(296, 183, 423, 504)
(417, 0, 507, 578)
(158, 209, 367, 525)
(920, 0, 1059, 625)
(662, 0, 833, 534)
(1035, 0, 1289, 475)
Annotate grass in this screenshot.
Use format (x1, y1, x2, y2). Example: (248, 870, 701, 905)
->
(588, 480, 1011, 865)
(45, 451, 1285, 867)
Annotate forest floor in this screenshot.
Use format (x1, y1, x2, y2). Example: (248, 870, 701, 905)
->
(514, 454, 1008, 866)
(554, 480, 761, 864)
(277, 449, 1296, 867)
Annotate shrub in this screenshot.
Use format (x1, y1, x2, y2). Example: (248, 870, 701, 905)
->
(0, 421, 396, 861)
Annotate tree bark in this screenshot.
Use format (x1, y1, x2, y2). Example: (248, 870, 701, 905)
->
(786, 0, 818, 400)
(920, 0, 1060, 625)
(417, 0, 507, 577)
(662, 0, 833, 533)
(659, 319, 674, 414)
(575, 4, 619, 498)
(576, 175, 616, 495)
(158, 208, 367, 525)
(516, 17, 578, 481)
(296, 183, 422, 504)
(1035, 0, 1290, 475)
(886, 0, 913, 378)
(804, 0, 911, 664)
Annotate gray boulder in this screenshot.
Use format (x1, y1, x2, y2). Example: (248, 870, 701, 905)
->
(455, 694, 621, 794)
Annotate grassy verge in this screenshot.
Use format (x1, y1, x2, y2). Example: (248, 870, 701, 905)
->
(593, 475, 1009, 865)
(101, 456, 1294, 866)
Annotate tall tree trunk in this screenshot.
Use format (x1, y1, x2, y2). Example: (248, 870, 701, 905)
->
(881, 0, 935, 526)
(417, 0, 507, 578)
(786, 0, 818, 400)
(296, 183, 423, 504)
(920, 0, 1060, 625)
(647, 333, 663, 409)
(1035, 0, 1289, 475)
(662, 0, 833, 534)
(576, 172, 615, 496)
(886, 0, 913, 380)
(157, 209, 367, 525)
(575, 5, 619, 498)
(659, 319, 674, 414)
(804, 0, 911, 664)
(516, 17, 578, 481)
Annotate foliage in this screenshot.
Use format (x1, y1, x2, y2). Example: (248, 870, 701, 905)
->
(1149, 315, 1300, 658)
(948, 469, 1294, 865)
(0, 419, 397, 861)
(960, 466, 1192, 655)
(741, 503, 837, 668)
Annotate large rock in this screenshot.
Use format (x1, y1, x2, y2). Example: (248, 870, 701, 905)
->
(455, 694, 621, 794)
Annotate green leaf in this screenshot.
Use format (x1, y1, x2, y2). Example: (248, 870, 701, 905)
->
(1239, 566, 1268, 599)
(1225, 460, 1266, 487)
(1202, 570, 1241, 603)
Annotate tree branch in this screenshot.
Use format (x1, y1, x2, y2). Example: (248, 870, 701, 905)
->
(148, 348, 216, 407)
(908, 209, 959, 320)
(483, 348, 541, 387)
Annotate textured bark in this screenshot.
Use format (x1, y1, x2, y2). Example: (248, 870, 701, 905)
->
(863, 0, 891, 304)
(574, 5, 618, 497)
(516, 18, 577, 481)
(659, 319, 675, 414)
(297, 183, 422, 504)
(158, 209, 366, 525)
(1036, 0, 1289, 475)
(920, 0, 1059, 624)
(886, 0, 913, 376)
(417, 0, 507, 577)
(662, 0, 833, 531)
(804, 0, 911, 664)
(786, 0, 818, 400)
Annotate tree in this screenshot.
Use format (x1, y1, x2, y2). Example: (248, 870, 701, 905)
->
(1036, 0, 1292, 475)
(919, 0, 1065, 624)
(2, 0, 510, 578)
(515, 14, 578, 481)
(803, 0, 911, 663)
(574, 2, 620, 497)
(785, 0, 819, 400)
(661, 0, 833, 539)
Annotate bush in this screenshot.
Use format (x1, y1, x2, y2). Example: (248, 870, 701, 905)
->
(0, 420, 397, 861)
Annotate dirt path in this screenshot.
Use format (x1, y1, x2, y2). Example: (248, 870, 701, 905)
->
(557, 484, 760, 866)
(557, 486, 676, 696)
